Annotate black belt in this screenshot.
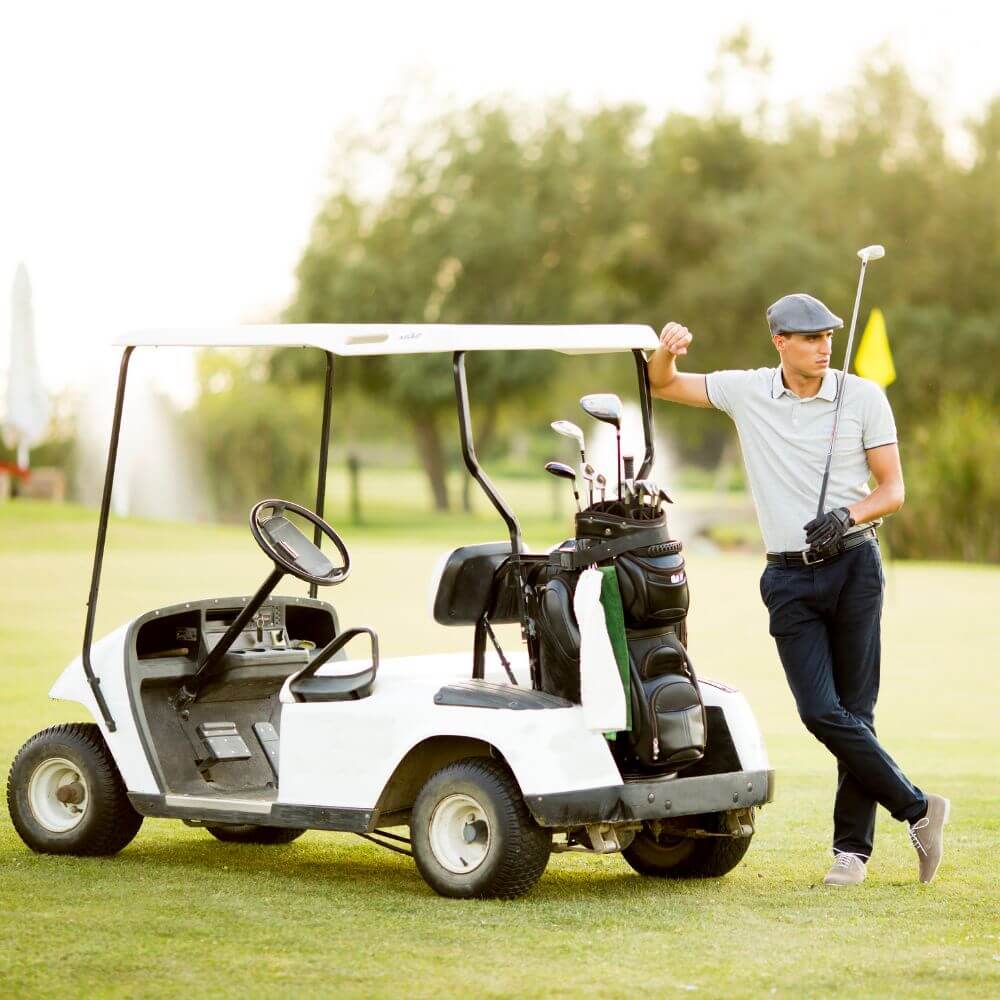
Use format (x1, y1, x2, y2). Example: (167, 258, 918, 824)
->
(767, 527, 877, 568)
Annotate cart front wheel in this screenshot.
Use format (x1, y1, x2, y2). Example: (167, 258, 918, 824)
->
(411, 757, 550, 899)
(6, 724, 143, 856)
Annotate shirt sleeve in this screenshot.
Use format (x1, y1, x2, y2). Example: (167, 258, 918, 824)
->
(861, 382, 898, 449)
(704, 369, 751, 419)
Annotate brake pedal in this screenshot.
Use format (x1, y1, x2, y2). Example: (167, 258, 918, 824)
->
(253, 721, 280, 779)
(196, 721, 251, 768)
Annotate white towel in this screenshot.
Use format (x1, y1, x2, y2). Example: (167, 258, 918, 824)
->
(573, 568, 627, 732)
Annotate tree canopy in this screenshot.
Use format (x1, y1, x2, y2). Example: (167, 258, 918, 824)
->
(192, 44, 999, 555)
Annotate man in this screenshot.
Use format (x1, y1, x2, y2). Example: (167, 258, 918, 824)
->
(648, 293, 949, 886)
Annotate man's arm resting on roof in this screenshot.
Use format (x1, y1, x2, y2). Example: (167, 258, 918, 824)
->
(849, 443, 905, 525)
(648, 323, 712, 408)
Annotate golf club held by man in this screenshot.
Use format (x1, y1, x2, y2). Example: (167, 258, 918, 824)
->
(647, 258, 950, 886)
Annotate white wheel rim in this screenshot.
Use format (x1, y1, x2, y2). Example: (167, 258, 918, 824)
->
(428, 792, 492, 874)
(28, 757, 90, 833)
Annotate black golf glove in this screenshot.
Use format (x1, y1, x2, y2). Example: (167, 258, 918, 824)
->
(803, 507, 854, 554)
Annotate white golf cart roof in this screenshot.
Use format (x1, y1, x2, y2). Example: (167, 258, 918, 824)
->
(116, 323, 659, 356)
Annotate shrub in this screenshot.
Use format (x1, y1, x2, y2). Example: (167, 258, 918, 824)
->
(885, 396, 1000, 562)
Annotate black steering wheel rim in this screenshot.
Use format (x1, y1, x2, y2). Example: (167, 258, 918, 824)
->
(249, 498, 351, 587)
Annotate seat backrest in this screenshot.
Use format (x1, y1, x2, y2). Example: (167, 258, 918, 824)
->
(430, 541, 523, 626)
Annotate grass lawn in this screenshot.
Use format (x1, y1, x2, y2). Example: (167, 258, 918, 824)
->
(1, 501, 998, 998)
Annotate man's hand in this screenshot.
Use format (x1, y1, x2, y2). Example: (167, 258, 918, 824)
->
(648, 321, 711, 408)
(803, 507, 854, 554)
(659, 322, 693, 357)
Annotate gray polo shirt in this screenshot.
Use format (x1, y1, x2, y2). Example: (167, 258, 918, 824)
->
(705, 367, 897, 553)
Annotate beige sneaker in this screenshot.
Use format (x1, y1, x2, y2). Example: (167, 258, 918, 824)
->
(909, 793, 951, 884)
(823, 852, 867, 886)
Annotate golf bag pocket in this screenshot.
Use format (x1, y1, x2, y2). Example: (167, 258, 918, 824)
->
(615, 552, 689, 629)
(628, 632, 705, 768)
(535, 574, 582, 702)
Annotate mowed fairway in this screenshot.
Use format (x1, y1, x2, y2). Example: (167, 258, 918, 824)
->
(1, 502, 998, 999)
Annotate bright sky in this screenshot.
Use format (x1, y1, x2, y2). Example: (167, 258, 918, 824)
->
(2, 0, 997, 400)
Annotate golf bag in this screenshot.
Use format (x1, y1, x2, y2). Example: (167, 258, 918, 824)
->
(532, 507, 706, 770)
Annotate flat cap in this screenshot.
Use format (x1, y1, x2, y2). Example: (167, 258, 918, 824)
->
(766, 293, 843, 335)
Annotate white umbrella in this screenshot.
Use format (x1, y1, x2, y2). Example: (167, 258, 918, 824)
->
(4, 263, 49, 468)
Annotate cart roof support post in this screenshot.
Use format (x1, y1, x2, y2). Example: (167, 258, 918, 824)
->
(632, 349, 656, 482)
(81, 346, 135, 731)
(452, 351, 539, 686)
(309, 351, 335, 600)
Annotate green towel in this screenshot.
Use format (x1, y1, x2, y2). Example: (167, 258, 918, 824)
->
(598, 566, 631, 732)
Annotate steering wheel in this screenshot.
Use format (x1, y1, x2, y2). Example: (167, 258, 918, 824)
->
(249, 499, 351, 587)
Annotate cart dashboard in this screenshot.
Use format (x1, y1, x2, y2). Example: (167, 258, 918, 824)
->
(132, 596, 339, 665)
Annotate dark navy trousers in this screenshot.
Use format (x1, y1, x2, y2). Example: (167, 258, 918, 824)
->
(760, 538, 926, 858)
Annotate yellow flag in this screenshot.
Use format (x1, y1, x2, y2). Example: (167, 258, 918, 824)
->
(854, 308, 896, 388)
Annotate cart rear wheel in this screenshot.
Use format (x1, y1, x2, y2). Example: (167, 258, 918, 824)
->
(6, 724, 143, 856)
(205, 824, 305, 844)
(411, 757, 550, 899)
(622, 812, 751, 878)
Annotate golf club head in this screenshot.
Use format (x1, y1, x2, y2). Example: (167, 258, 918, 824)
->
(544, 461, 577, 483)
(857, 245, 885, 263)
(595, 473, 607, 502)
(579, 461, 596, 507)
(579, 393, 623, 429)
(632, 479, 652, 504)
(550, 419, 585, 452)
(545, 461, 581, 512)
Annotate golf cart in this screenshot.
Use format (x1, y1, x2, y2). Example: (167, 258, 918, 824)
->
(6, 324, 773, 899)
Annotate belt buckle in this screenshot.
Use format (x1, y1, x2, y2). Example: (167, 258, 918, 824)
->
(801, 547, 825, 566)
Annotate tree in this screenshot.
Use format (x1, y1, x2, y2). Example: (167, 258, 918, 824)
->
(285, 103, 647, 508)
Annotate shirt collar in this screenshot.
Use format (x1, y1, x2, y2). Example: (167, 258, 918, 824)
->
(771, 367, 839, 402)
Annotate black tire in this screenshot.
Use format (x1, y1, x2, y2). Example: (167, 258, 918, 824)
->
(622, 811, 751, 878)
(410, 757, 551, 899)
(6, 723, 143, 856)
(205, 824, 305, 844)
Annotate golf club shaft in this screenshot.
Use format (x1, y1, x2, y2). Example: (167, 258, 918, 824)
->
(816, 258, 870, 518)
(584, 464, 595, 507)
(617, 430, 622, 501)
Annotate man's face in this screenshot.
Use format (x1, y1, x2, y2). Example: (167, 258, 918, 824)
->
(773, 330, 834, 378)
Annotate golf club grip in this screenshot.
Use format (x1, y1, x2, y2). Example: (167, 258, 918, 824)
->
(816, 466, 833, 519)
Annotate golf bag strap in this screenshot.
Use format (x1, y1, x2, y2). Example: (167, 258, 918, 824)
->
(550, 526, 673, 570)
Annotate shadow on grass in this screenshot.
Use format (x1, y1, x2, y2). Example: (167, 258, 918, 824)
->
(62, 827, 756, 907)
(114, 833, 424, 889)
(5, 824, 739, 908)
